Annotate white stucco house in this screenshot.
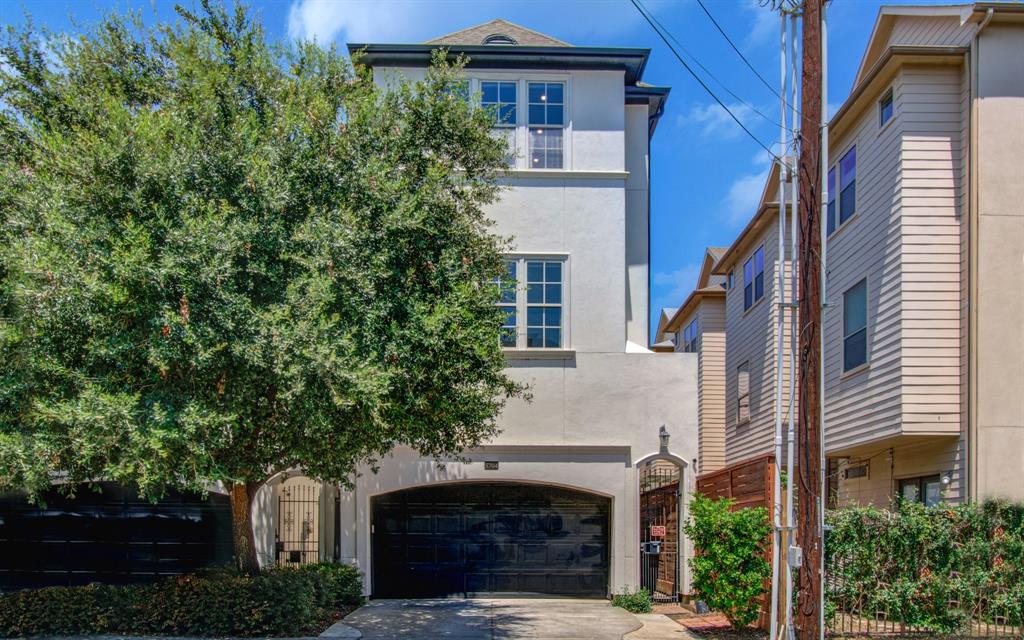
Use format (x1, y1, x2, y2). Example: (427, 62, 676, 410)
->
(249, 20, 698, 600)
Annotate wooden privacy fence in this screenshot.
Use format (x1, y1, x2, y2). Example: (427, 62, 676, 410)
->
(696, 454, 777, 631)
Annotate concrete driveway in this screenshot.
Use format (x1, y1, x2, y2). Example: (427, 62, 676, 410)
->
(339, 598, 643, 639)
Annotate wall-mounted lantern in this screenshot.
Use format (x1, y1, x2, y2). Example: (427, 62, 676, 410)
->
(659, 425, 670, 452)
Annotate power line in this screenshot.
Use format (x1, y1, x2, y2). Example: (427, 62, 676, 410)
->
(695, 0, 785, 102)
(638, 2, 784, 131)
(629, 0, 780, 162)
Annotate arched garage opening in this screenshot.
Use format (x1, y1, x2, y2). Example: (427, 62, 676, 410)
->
(371, 481, 610, 598)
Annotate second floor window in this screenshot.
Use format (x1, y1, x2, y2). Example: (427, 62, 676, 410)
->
(481, 81, 517, 165)
(496, 256, 566, 349)
(528, 82, 564, 169)
(680, 318, 698, 353)
(743, 245, 765, 311)
(843, 278, 868, 372)
(827, 146, 857, 235)
(879, 89, 894, 127)
(737, 361, 751, 424)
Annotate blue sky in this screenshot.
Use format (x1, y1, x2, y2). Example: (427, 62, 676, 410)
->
(2, 0, 951, 338)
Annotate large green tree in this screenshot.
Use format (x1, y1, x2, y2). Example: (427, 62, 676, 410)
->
(0, 2, 524, 572)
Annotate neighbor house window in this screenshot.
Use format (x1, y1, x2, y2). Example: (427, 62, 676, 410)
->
(879, 89, 894, 127)
(828, 146, 857, 234)
(899, 475, 941, 507)
(496, 256, 566, 349)
(528, 82, 564, 168)
(681, 318, 698, 353)
(843, 278, 868, 372)
(727, 270, 735, 290)
(743, 246, 765, 311)
(481, 80, 517, 163)
(737, 362, 750, 424)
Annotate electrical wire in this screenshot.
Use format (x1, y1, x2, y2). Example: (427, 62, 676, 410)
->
(637, 1, 785, 130)
(629, 0, 782, 163)
(696, 0, 786, 104)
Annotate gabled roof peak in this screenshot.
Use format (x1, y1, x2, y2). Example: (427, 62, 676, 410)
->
(426, 19, 571, 48)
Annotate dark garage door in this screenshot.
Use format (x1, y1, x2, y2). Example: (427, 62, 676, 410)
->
(372, 482, 609, 598)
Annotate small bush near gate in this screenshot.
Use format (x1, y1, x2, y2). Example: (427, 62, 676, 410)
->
(0, 562, 363, 637)
(826, 500, 1024, 635)
(683, 494, 771, 629)
(613, 586, 654, 613)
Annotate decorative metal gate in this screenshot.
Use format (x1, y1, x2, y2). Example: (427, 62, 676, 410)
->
(276, 479, 321, 566)
(640, 463, 681, 603)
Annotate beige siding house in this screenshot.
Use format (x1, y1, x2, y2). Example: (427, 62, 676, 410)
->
(658, 249, 729, 473)
(682, 2, 1023, 508)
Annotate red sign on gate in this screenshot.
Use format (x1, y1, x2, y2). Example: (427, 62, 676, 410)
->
(650, 525, 667, 538)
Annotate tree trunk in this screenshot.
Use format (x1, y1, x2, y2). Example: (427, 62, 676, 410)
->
(230, 481, 261, 574)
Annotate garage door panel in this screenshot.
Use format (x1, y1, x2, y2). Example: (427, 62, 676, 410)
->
(372, 482, 609, 598)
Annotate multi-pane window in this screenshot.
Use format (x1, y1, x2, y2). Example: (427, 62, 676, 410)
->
(482, 81, 517, 164)
(526, 260, 562, 348)
(899, 475, 941, 507)
(496, 256, 566, 349)
(843, 278, 868, 372)
(496, 260, 517, 348)
(743, 245, 765, 311)
(827, 146, 857, 234)
(879, 89, 894, 127)
(680, 319, 698, 353)
(528, 82, 564, 169)
(737, 362, 751, 424)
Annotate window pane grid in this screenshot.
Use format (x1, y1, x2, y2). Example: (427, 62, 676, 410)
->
(495, 260, 518, 347)
(743, 246, 765, 311)
(528, 82, 565, 169)
(481, 81, 517, 127)
(525, 260, 562, 348)
(843, 279, 868, 371)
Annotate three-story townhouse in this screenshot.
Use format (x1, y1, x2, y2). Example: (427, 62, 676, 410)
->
(250, 20, 699, 600)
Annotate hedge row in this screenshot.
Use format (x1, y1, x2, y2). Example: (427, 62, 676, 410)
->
(826, 500, 1024, 633)
(0, 562, 362, 637)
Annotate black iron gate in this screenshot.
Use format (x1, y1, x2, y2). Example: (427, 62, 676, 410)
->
(276, 481, 321, 566)
(640, 463, 681, 603)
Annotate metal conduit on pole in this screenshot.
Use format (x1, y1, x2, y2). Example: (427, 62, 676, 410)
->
(818, 4, 829, 639)
(769, 10, 788, 640)
(785, 9, 800, 640)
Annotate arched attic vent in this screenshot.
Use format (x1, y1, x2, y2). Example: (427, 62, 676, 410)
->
(482, 33, 518, 45)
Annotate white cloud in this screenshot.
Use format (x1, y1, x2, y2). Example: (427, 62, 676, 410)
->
(678, 102, 756, 139)
(743, 0, 782, 50)
(287, 0, 437, 44)
(652, 263, 703, 315)
(722, 169, 769, 227)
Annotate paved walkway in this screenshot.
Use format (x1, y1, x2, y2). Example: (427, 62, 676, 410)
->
(338, 598, 643, 639)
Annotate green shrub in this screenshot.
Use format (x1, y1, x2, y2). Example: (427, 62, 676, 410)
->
(0, 562, 363, 637)
(683, 494, 771, 629)
(826, 500, 1024, 634)
(612, 586, 654, 613)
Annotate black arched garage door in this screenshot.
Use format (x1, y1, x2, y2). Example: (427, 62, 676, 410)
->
(371, 482, 609, 598)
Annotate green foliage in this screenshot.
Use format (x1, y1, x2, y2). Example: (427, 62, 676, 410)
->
(826, 500, 1024, 634)
(683, 494, 771, 629)
(0, 562, 363, 637)
(0, 0, 523, 508)
(612, 586, 654, 614)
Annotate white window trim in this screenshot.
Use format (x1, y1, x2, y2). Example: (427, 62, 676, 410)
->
(743, 245, 766, 313)
(878, 87, 895, 131)
(501, 252, 570, 351)
(466, 72, 572, 171)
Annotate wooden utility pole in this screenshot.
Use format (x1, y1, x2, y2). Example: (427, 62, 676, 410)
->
(796, 0, 823, 638)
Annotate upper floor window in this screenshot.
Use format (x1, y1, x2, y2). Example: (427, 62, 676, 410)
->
(680, 318, 698, 353)
(879, 89, 894, 127)
(743, 245, 765, 311)
(737, 361, 751, 424)
(727, 270, 735, 290)
(827, 146, 857, 235)
(843, 278, 868, 372)
(481, 81, 517, 128)
(528, 82, 564, 169)
(497, 256, 566, 349)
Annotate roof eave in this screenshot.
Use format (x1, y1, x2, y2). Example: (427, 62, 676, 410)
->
(664, 287, 726, 333)
(712, 202, 781, 275)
